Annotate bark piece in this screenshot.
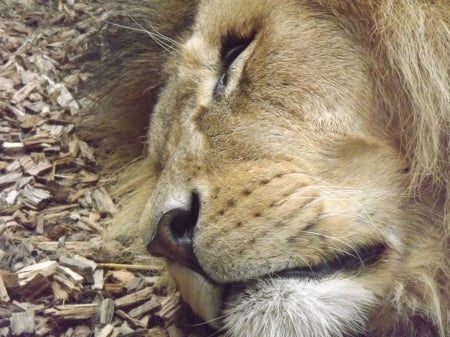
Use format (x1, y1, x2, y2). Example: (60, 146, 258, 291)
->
(16, 273, 52, 301)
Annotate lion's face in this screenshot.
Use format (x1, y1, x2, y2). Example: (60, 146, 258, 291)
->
(136, 0, 444, 336)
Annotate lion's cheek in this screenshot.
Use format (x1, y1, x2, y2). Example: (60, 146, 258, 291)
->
(166, 261, 223, 328)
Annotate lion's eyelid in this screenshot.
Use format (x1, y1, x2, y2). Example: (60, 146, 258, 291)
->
(220, 33, 255, 68)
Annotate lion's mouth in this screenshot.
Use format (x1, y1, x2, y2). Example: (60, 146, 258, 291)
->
(270, 244, 387, 280)
(193, 244, 388, 285)
(220, 244, 387, 289)
(222, 244, 387, 307)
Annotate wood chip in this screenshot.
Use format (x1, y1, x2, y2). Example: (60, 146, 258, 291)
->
(12, 82, 37, 103)
(158, 293, 183, 327)
(16, 274, 52, 301)
(93, 268, 104, 290)
(114, 287, 154, 309)
(93, 187, 116, 216)
(115, 310, 147, 329)
(45, 303, 98, 320)
(99, 299, 115, 325)
(17, 260, 57, 285)
(97, 324, 114, 337)
(0, 270, 19, 288)
(0, 172, 22, 188)
(167, 325, 183, 337)
(147, 328, 168, 337)
(128, 297, 161, 319)
(0, 275, 10, 302)
(22, 185, 52, 210)
(59, 255, 96, 282)
(10, 310, 35, 336)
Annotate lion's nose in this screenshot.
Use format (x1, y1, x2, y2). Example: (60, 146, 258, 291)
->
(146, 193, 202, 272)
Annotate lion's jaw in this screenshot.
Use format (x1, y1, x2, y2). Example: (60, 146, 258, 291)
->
(137, 0, 445, 336)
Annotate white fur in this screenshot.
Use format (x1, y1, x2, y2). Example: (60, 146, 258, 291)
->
(223, 276, 374, 337)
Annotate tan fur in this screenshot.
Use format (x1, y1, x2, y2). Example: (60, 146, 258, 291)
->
(89, 1, 449, 336)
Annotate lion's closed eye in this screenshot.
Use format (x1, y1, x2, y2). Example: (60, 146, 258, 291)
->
(213, 34, 255, 99)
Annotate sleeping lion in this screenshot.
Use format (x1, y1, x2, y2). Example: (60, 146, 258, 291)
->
(88, 0, 449, 336)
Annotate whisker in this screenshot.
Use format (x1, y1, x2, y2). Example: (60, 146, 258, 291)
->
(105, 19, 176, 54)
(127, 15, 179, 51)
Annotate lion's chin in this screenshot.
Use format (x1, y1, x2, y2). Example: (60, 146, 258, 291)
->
(166, 261, 223, 328)
(223, 277, 375, 337)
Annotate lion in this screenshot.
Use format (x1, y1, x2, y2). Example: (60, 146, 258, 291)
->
(84, 0, 449, 336)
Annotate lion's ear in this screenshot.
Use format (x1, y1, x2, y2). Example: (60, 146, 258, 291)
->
(77, 0, 199, 171)
(317, 0, 449, 214)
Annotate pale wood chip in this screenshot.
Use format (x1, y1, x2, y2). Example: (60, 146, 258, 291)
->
(0, 77, 14, 92)
(72, 325, 92, 337)
(59, 255, 96, 282)
(17, 260, 57, 284)
(115, 309, 147, 329)
(147, 327, 169, 337)
(128, 297, 161, 319)
(114, 287, 154, 309)
(22, 184, 52, 210)
(45, 303, 98, 320)
(99, 299, 115, 325)
(10, 310, 35, 336)
(97, 324, 114, 337)
(0, 172, 22, 188)
(12, 81, 37, 103)
(158, 293, 183, 327)
(93, 268, 104, 290)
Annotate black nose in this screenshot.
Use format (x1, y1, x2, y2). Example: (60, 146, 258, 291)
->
(147, 193, 201, 272)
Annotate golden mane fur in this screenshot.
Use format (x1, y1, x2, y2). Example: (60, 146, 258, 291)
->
(83, 0, 449, 336)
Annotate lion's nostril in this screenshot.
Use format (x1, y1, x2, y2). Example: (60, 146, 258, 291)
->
(147, 192, 201, 272)
(169, 192, 200, 242)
